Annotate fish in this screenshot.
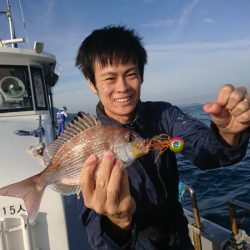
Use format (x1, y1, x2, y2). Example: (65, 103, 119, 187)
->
(0, 112, 149, 223)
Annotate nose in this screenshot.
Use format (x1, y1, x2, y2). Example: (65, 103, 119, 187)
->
(116, 76, 129, 92)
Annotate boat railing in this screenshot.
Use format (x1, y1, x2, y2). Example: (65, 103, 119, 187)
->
(180, 182, 250, 250)
(0, 214, 32, 250)
(228, 200, 250, 249)
(179, 182, 202, 250)
(229, 199, 250, 235)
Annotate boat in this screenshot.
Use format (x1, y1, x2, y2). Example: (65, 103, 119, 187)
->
(0, 1, 249, 250)
(0, 1, 87, 249)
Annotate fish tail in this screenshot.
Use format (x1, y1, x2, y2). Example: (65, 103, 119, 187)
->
(0, 174, 46, 223)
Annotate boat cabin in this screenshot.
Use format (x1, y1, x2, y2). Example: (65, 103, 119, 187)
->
(0, 44, 58, 118)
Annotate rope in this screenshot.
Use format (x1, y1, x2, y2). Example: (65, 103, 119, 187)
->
(14, 127, 45, 137)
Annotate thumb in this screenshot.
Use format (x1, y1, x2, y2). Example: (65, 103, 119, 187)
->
(203, 102, 222, 116)
(203, 102, 231, 127)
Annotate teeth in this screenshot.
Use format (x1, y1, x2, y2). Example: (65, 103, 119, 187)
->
(114, 97, 131, 103)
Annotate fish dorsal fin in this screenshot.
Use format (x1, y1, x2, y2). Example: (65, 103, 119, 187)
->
(43, 112, 100, 166)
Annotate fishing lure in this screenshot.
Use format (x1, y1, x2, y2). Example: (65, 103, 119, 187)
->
(143, 134, 184, 161)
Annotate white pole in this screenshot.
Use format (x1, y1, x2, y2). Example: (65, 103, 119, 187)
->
(20, 214, 31, 250)
(6, 0, 16, 47)
(0, 220, 5, 250)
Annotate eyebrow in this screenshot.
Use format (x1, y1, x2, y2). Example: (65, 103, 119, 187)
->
(100, 72, 115, 77)
(100, 66, 139, 78)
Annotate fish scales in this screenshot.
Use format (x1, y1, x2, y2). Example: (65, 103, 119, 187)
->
(48, 125, 145, 190)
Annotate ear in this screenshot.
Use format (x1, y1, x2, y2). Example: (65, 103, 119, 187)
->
(88, 80, 98, 94)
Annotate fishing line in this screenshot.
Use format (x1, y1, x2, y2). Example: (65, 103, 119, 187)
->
(18, 0, 29, 47)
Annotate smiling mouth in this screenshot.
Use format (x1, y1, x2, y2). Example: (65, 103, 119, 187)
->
(114, 96, 132, 103)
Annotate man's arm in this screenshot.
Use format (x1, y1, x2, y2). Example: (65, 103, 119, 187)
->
(163, 102, 249, 170)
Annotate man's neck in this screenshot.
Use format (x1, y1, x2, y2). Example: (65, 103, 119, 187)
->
(97, 102, 138, 125)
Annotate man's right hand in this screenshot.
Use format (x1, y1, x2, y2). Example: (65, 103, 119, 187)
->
(80, 151, 136, 230)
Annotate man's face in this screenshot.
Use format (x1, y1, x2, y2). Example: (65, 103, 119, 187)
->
(89, 60, 142, 124)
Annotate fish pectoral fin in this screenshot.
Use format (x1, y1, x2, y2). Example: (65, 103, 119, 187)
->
(50, 183, 80, 196)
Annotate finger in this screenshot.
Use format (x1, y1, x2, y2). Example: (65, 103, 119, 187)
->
(106, 160, 123, 214)
(96, 151, 114, 189)
(119, 167, 131, 200)
(203, 102, 230, 120)
(119, 170, 136, 222)
(225, 86, 247, 111)
(229, 94, 250, 117)
(233, 108, 250, 124)
(203, 102, 222, 116)
(215, 84, 234, 107)
(244, 93, 250, 104)
(81, 154, 98, 207)
(94, 151, 114, 213)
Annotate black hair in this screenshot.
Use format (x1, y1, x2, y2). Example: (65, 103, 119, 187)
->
(75, 25, 147, 85)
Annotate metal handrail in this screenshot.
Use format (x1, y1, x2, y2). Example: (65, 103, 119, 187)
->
(229, 199, 250, 236)
(181, 184, 202, 250)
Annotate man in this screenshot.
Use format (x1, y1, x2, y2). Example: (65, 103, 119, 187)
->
(56, 106, 68, 137)
(75, 26, 250, 249)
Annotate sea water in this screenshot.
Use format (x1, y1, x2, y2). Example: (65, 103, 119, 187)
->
(179, 104, 250, 232)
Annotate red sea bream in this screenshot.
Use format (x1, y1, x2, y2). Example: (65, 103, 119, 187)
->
(0, 113, 149, 223)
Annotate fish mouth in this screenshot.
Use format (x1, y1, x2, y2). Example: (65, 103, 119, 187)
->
(131, 140, 149, 158)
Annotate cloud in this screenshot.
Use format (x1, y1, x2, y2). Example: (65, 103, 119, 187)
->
(203, 17, 215, 24)
(178, 0, 199, 28)
(142, 19, 177, 28)
(146, 38, 250, 52)
(27, 1, 55, 29)
(45, 0, 54, 17)
(140, 38, 250, 105)
(142, 0, 199, 29)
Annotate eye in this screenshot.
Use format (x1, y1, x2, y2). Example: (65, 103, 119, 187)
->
(125, 132, 135, 143)
(105, 77, 115, 81)
(127, 72, 138, 79)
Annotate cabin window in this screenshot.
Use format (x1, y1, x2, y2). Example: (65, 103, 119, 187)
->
(30, 67, 48, 110)
(0, 65, 33, 112)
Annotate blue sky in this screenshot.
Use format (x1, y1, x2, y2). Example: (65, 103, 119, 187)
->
(3, 0, 250, 113)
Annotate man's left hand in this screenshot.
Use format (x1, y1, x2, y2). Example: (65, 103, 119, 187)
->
(203, 84, 250, 146)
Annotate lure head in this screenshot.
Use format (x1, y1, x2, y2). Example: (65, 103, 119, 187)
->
(169, 137, 184, 153)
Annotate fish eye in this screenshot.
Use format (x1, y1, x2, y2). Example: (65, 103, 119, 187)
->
(125, 132, 135, 143)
